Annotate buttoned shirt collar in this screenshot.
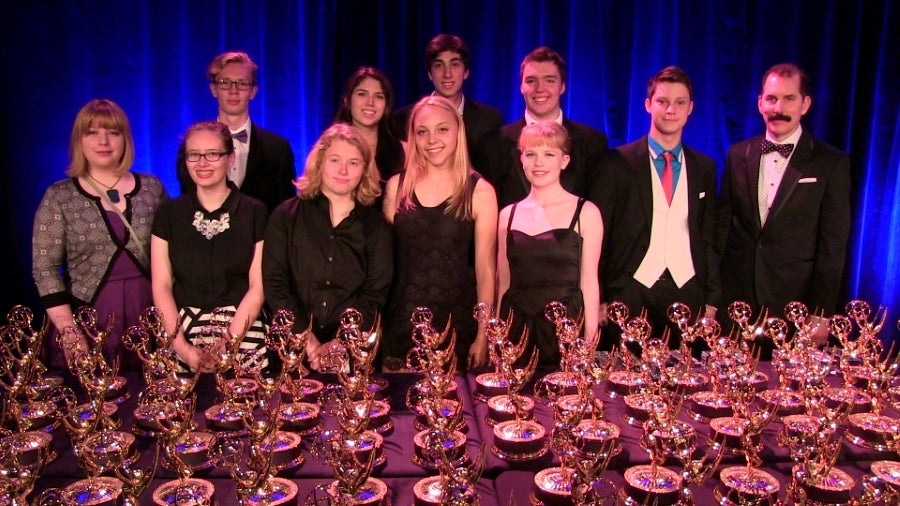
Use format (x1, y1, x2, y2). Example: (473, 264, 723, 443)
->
(647, 136, 684, 192)
(525, 109, 563, 125)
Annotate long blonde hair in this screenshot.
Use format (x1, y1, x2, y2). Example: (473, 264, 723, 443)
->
(396, 96, 474, 220)
(295, 123, 381, 206)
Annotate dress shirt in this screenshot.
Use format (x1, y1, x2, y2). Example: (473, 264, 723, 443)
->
(262, 195, 393, 338)
(524, 109, 564, 126)
(758, 126, 802, 221)
(648, 137, 684, 193)
(225, 118, 251, 188)
(430, 91, 465, 116)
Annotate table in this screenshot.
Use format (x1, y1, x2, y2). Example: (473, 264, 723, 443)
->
(21, 363, 900, 504)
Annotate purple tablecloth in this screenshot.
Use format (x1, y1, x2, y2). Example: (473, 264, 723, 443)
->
(24, 362, 900, 504)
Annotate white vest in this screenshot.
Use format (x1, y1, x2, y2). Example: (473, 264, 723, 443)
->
(633, 159, 696, 289)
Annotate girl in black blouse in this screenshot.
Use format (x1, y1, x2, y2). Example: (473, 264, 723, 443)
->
(263, 123, 392, 371)
(151, 121, 268, 371)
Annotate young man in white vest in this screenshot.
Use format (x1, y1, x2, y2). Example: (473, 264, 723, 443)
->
(590, 66, 719, 353)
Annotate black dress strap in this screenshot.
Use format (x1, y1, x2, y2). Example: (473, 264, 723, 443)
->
(506, 202, 519, 233)
(568, 198, 587, 230)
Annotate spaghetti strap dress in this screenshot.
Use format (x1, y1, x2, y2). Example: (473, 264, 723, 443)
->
(500, 198, 586, 365)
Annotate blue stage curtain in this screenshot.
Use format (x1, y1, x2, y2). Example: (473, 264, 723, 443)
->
(2, 1, 898, 343)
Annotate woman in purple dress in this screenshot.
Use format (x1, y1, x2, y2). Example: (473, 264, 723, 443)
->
(32, 99, 168, 371)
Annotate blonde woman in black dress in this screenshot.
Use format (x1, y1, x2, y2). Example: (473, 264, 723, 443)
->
(382, 96, 498, 371)
(497, 121, 603, 365)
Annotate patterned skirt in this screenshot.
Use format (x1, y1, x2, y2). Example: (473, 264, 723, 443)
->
(177, 305, 268, 372)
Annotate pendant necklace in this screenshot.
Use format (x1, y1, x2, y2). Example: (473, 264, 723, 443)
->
(88, 173, 124, 203)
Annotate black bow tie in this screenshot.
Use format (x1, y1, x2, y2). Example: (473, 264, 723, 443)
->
(760, 138, 794, 158)
(231, 129, 248, 143)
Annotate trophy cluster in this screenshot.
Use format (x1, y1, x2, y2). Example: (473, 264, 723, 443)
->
(2, 294, 899, 505)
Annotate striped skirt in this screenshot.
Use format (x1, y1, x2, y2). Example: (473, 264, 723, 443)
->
(177, 305, 268, 373)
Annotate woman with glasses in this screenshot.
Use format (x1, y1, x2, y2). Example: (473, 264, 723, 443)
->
(333, 67, 405, 193)
(151, 121, 268, 372)
(32, 98, 168, 371)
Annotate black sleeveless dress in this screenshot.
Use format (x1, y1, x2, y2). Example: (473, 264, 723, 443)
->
(382, 173, 480, 369)
(500, 199, 585, 365)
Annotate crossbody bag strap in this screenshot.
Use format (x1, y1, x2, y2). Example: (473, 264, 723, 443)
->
(82, 176, 149, 269)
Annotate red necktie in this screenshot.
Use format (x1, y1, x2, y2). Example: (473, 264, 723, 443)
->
(662, 151, 674, 206)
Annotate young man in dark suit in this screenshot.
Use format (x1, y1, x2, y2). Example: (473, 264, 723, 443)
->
(392, 34, 503, 159)
(718, 63, 851, 342)
(178, 51, 296, 212)
(591, 66, 719, 351)
(475, 46, 608, 209)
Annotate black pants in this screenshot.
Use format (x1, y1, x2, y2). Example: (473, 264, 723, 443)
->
(603, 272, 707, 356)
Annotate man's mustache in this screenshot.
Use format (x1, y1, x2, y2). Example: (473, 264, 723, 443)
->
(768, 113, 792, 122)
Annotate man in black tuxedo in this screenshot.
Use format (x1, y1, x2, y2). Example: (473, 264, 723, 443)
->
(178, 51, 296, 212)
(475, 46, 607, 209)
(718, 63, 851, 331)
(392, 34, 503, 159)
(590, 66, 719, 350)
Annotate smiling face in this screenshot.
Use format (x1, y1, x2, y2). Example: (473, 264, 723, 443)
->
(645, 81, 694, 139)
(320, 139, 365, 200)
(520, 141, 570, 188)
(185, 129, 234, 190)
(348, 77, 386, 129)
(427, 50, 469, 102)
(758, 72, 811, 141)
(209, 62, 258, 118)
(82, 123, 125, 173)
(412, 104, 459, 170)
(520, 60, 566, 121)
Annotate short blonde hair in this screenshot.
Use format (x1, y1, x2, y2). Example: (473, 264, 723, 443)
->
(398, 96, 474, 220)
(207, 51, 258, 83)
(295, 124, 381, 206)
(517, 121, 571, 155)
(67, 99, 135, 177)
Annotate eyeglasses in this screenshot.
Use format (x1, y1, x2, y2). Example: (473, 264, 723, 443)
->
(185, 151, 229, 162)
(213, 78, 254, 90)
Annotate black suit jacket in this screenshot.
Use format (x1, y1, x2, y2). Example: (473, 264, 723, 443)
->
(475, 117, 608, 209)
(392, 96, 504, 161)
(717, 131, 851, 316)
(178, 122, 296, 212)
(590, 137, 720, 305)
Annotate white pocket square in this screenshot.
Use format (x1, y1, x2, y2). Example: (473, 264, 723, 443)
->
(699, 192, 706, 199)
(798, 177, 817, 184)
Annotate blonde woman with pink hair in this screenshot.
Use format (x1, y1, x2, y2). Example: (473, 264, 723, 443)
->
(496, 121, 603, 365)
